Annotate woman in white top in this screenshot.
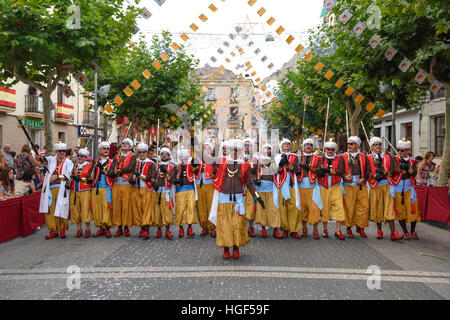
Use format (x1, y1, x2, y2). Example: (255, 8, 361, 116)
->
(14, 167, 37, 197)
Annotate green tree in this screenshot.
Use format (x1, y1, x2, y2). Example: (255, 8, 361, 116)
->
(0, 0, 140, 154)
(89, 31, 213, 135)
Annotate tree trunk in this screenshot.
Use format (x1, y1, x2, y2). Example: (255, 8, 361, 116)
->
(437, 88, 449, 186)
(41, 91, 53, 156)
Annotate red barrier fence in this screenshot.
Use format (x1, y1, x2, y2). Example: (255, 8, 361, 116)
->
(0, 191, 44, 244)
(415, 186, 450, 227)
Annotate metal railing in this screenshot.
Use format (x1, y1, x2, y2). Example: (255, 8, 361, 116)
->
(25, 95, 43, 113)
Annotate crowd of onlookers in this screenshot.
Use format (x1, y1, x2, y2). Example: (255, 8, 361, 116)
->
(0, 142, 120, 201)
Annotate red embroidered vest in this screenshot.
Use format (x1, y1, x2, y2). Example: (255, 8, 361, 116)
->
(367, 154, 394, 188)
(276, 154, 297, 188)
(297, 154, 320, 184)
(70, 163, 92, 191)
(158, 163, 175, 189)
(92, 158, 113, 190)
(342, 152, 366, 177)
(318, 156, 341, 189)
(213, 158, 249, 193)
(116, 152, 134, 182)
(394, 156, 416, 187)
(195, 161, 214, 180)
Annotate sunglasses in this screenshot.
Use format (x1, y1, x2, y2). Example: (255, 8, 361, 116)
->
(138, 151, 147, 154)
(325, 148, 335, 151)
(304, 143, 313, 147)
(57, 150, 65, 152)
(161, 152, 169, 156)
(347, 142, 355, 145)
(372, 143, 382, 147)
(78, 155, 86, 158)
(398, 149, 407, 152)
(101, 148, 110, 150)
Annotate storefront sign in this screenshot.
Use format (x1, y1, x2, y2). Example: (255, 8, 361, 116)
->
(78, 125, 102, 137)
(21, 119, 44, 129)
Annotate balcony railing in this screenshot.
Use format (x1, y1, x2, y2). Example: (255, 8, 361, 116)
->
(25, 95, 43, 114)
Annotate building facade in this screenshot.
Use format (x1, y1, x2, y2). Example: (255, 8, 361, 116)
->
(0, 76, 107, 153)
(372, 92, 447, 158)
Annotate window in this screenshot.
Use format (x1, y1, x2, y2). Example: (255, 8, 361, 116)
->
(58, 132, 65, 142)
(373, 127, 381, 137)
(57, 84, 64, 104)
(435, 116, 445, 156)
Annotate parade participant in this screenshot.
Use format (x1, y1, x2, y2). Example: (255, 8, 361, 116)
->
(318, 140, 346, 240)
(130, 143, 155, 240)
(393, 138, 420, 240)
(274, 138, 301, 238)
(296, 138, 323, 239)
(69, 148, 93, 238)
(243, 138, 257, 237)
(173, 149, 198, 238)
(195, 141, 217, 238)
(208, 139, 265, 259)
(367, 137, 403, 240)
(108, 138, 136, 237)
(152, 147, 175, 239)
(219, 140, 230, 161)
(342, 136, 370, 238)
(253, 143, 282, 238)
(39, 142, 73, 239)
(89, 142, 114, 238)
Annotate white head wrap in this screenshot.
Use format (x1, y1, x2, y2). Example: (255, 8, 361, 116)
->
(78, 148, 90, 157)
(262, 143, 272, 150)
(178, 149, 190, 158)
(348, 136, 361, 146)
(397, 138, 411, 149)
(98, 141, 110, 150)
(303, 138, 314, 147)
(136, 143, 149, 151)
(160, 147, 172, 156)
(53, 142, 67, 151)
(324, 141, 337, 149)
(203, 141, 214, 150)
(243, 138, 254, 145)
(369, 137, 382, 148)
(229, 139, 244, 150)
(279, 138, 291, 150)
(122, 138, 134, 148)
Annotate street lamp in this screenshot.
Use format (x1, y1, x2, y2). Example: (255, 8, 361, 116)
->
(93, 71, 110, 159)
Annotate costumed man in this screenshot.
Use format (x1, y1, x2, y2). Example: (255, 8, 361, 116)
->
(243, 138, 257, 237)
(296, 138, 323, 239)
(253, 143, 282, 238)
(130, 143, 155, 240)
(274, 138, 301, 238)
(152, 147, 175, 239)
(342, 136, 370, 238)
(367, 137, 403, 240)
(208, 139, 265, 259)
(318, 140, 346, 240)
(195, 141, 217, 238)
(39, 142, 74, 239)
(89, 142, 114, 238)
(173, 149, 198, 237)
(69, 148, 93, 238)
(393, 138, 421, 240)
(108, 138, 136, 237)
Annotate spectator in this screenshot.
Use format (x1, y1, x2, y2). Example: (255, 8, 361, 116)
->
(14, 144, 42, 180)
(0, 149, 8, 169)
(71, 146, 80, 164)
(33, 165, 44, 191)
(415, 155, 423, 165)
(0, 167, 15, 200)
(417, 152, 436, 186)
(3, 144, 14, 168)
(14, 168, 36, 196)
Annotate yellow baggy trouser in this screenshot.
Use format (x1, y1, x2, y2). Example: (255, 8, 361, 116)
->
(153, 191, 174, 227)
(369, 184, 395, 223)
(175, 189, 198, 226)
(279, 188, 301, 232)
(112, 183, 133, 227)
(196, 183, 215, 231)
(216, 203, 250, 248)
(255, 191, 281, 228)
(131, 186, 154, 226)
(343, 185, 369, 228)
(91, 187, 112, 229)
(394, 190, 421, 223)
(244, 189, 256, 221)
(46, 187, 69, 232)
(320, 184, 345, 223)
(299, 187, 321, 225)
(69, 190, 92, 224)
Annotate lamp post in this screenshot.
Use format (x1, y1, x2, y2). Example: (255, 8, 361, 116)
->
(93, 72, 110, 159)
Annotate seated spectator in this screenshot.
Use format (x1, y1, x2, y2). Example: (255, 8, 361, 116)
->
(0, 167, 15, 201)
(14, 144, 42, 180)
(33, 165, 44, 191)
(14, 168, 36, 196)
(0, 149, 8, 169)
(417, 152, 436, 186)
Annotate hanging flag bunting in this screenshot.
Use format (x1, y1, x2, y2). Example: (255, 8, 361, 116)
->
(398, 57, 412, 72)
(235, 26, 243, 33)
(276, 26, 285, 35)
(369, 34, 380, 49)
(324, 0, 336, 10)
(154, 0, 165, 6)
(366, 102, 375, 112)
(208, 4, 217, 12)
(295, 44, 304, 53)
(131, 80, 141, 90)
(268, 63, 274, 69)
(345, 86, 355, 96)
(199, 14, 208, 22)
(180, 33, 189, 42)
(324, 70, 335, 80)
(257, 7, 266, 16)
(261, 56, 268, 62)
(384, 47, 397, 61)
(75, 73, 88, 86)
(354, 94, 365, 104)
(287, 81, 294, 88)
(141, 7, 152, 19)
(317, 106, 324, 113)
(160, 52, 169, 61)
(375, 109, 385, 118)
(286, 35, 295, 44)
(275, 70, 282, 77)
(254, 48, 261, 55)
(229, 34, 236, 40)
(314, 62, 325, 72)
(217, 48, 224, 54)
(190, 23, 199, 32)
(335, 118, 342, 125)
(353, 22, 366, 37)
(294, 88, 301, 95)
(142, 69, 151, 79)
(248, 41, 254, 47)
(429, 80, 442, 95)
(267, 17, 275, 26)
(171, 42, 180, 51)
(114, 96, 124, 106)
(62, 85, 73, 98)
(335, 78, 344, 88)
(338, 10, 353, 24)
(414, 70, 428, 84)
(152, 60, 162, 70)
(104, 104, 114, 115)
(282, 76, 289, 83)
(123, 87, 133, 97)
(210, 56, 217, 62)
(130, 25, 139, 35)
(304, 52, 314, 62)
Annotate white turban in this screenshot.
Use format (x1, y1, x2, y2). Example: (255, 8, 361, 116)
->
(178, 149, 190, 158)
(262, 143, 272, 150)
(203, 141, 214, 150)
(122, 138, 134, 148)
(279, 138, 291, 150)
(136, 143, 148, 151)
(229, 139, 244, 150)
(243, 138, 254, 145)
(324, 141, 337, 149)
(220, 141, 230, 149)
(397, 138, 411, 149)
(303, 138, 314, 147)
(54, 142, 67, 151)
(160, 147, 171, 156)
(369, 137, 382, 148)
(348, 136, 361, 146)
(78, 148, 90, 157)
(98, 141, 110, 150)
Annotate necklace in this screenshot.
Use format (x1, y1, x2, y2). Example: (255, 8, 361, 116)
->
(227, 167, 239, 177)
